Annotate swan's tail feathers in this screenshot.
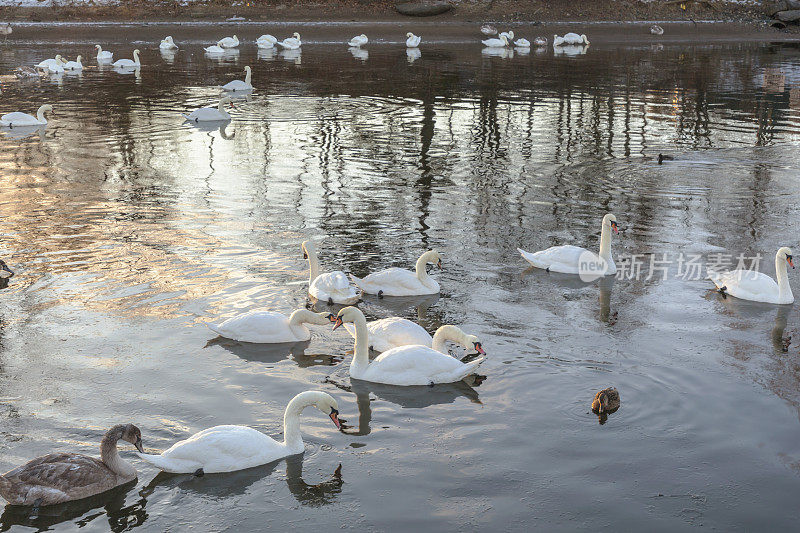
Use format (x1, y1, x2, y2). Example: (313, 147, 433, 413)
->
(205, 321, 224, 336)
(517, 248, 537, 266)
(136, 453, 200, 474)
(349, 274, 366, 291)
(444, 357, 486, 383)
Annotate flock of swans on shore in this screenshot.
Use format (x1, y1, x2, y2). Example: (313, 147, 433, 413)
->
(0, 207, 794, 506)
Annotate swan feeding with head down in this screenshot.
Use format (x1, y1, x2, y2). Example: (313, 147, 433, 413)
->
(302, 240, 360, 305)
(333, 307, 486, 386)
(554, 33, 590, 46)
(0, 424, 143, 506)
(257, 34, 278, 48)
(350, 250, 442, 297)
(206, 308, 333, 344)
(137, 391, 341, 474)
(343, 318, 484, 356)
(709, 247, 794, 304)
(517, 213, 618, 276)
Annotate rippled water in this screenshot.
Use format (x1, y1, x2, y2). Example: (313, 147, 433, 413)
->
(2, 26, 800, 531)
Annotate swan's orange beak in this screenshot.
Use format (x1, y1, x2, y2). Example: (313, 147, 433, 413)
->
(788, 256, 795, 269)
(474, 342, 486, 355)
(326, 313, 336, 323)
(611, 221, 618, 234)
(332, 317, 344, 331)
(329, 408, 341, 429)
(436, 259, 443, 270)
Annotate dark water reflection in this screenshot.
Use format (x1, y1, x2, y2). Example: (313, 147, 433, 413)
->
(2, 31, 800, 530)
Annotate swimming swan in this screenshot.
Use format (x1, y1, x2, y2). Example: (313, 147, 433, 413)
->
(63, 55, 83, 71)
(350, 250, 442, 297)
(221, 65, 252, 92)
(333, 307, 486, 385)
(709, 247, 794, 304)
(183, 97, 234, 122)
(1, 104, 53, 127)
(277, 32, 302, 50)
(112, 49, 140, 69)
(517, 213, 618, 276)
(160, 36, 178, 50)
(137, 391, 341, 474)
(0, 424, 143, 506)
(482, 35, 509, 48)
(206, 308, 333, 343)
(95, 45, 113, 62)
(348, 34, 368, 47)
(217, 35, 239, 48)
(302, 240, 360, 305)
(257, 34, 278, 48)
(405, 32, 421, 48)
(553, 33, 590, 46)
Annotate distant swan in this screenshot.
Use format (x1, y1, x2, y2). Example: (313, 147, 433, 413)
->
(480, 24, 497, 36)
(1, 104, 53, 127)
(709, 247, 794, 304)
(0, 424, 143, 506)
(204, 44, 225, 54)
(302, 240, 360, 305)
(221, 65, 252, 91)
(183, 97, 234, 122)
(533, 36, 548, 47)
(499, 30, 514, 44)
(277, 32, 302, 50)
(348, 34, 368, 47)
(137, 391, 341, 474)
(257, 34, 277, 48)
(482, 35, 509, 48)
(554, 33, 590, 46)
(650, 25, 664, 35)
(36, 55, 65, 74)
(160, 36, 178, 50)
(95, 45, 113, 63)
(217, 35, 239, 48)
(514, 38, 530, 47)
(405, 32, 421, 48)
(112, 49, 140, 68)
(63, 55, 83, 71)
(350, 250, 442, 297)
(206, 308, 333, 344)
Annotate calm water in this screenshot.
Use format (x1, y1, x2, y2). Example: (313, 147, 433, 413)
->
(2, 25, 800, 531)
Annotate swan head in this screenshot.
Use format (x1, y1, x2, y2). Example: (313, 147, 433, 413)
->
(581, 34, 590, 44)
(233, 34, 238, 39)
(133, 49, 140, 57)
(420, 250, 443, 270)
(165, 36, 173, 42)
(293, 32, 300, 39)
(332, 306, 364, 331)
(38, 104, 53, 115)
(778, 247, 794, 269)
(406, 32, 413, 38)
(301, 240, 315, 259)
(244, 65, 251, 73)
(465, 335, 486, 355)
(308, 391, 340, 429)
(76, 55, 82, 63)
(602, 213, 618, 234)
(95, 44, 101, 49)
(113, 424, 144, 453)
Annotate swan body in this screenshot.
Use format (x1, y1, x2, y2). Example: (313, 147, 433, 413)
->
(112, 49, 140, 68)
(204, 45, 225, 54)
(95, 45, 113, 62)
(183, 97, 233, 122)
(709, 247, 794, 304)
(480, 24, 497, 36)
(650, 24, 664, 35)
(514, 38, 530, 47)
(533, 36, 548, 47)
(343, 317, 432, 352)
(221, 65, 252, 92)
(348, 34, 368, 47)
(217, 35, 239, 48)
(334, 307, 485, 386)
(482, 35, 509, 48)
(63, 55, 83, 71)
(206, 309, 333, 344)
(278, 32, 302, 50)
(137, 391, 340, 474)
(302, 240, 360, 305)
(499, 30, 514, 44)
(517, 213, 618, 276)
(36, 55, 65, 73)
(554, 33, 590, 46)
(160, 36, 178, 50)
(14, 66, 41, 79)
(1, 104, 53, 127)
(405, 32, 421, 48)
(350, 250, 442, 297)
(0, 425, 143, 506)
(257, 34, 277, 48)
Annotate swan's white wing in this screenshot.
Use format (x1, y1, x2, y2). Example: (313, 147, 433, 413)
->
(363, 345, 480, 385)
(1, 112, 38, 126)
(482, 38, 504, 47)
(709, 269, 781, 302)
(208, 310, 304, 343)
(222, 80, 251, 91)
(517, 245, 588, 274)
(368, 318, 432, 351)
(310, 271, 359, 303)
(358, 268, 423, 292)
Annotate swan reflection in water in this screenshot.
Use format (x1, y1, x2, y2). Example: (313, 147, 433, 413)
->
(357, 292, 440, 324)
(205, 337, 342, 368)
(0, 479, 148, 531)
(257, 47, 277, 61)
(554, 44, 589, 57)
(522, 267, 616, 324)
(406, 47, 421, 64)
(709, 292, 793, 353)
(138, 456, 342, 506)
(0, 124, 46, 141)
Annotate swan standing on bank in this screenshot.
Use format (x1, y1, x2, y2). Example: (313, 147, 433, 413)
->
(137, 391, 341, 474)
(112, 49, 140, 68)
(350, 250, 442, 297)
(709, 247, 794, 304)
(217, 35, 239, 48)
(95, 44, 113, 63)
(63, 55, 83, 71)
(406, 32, 421, 48)
(277, 32, 302, 50)
(343, 318, 484, 356)
(554, 33, 590, 46)
(183, 97, 234, 122)
(160, 36, 178, 50)
(206, 309, 333, 343)
(257, 34, 278, 48)
(1, 104, 53, 127)
(348, 34, 368, 47)
(302, 240, 360, 305)
(333, 307, 486, 385)
(221, 65, 252, 92)
(0, 424, 144, 506)
(517, 213, 618, 275)
(482, 35, 509, 48)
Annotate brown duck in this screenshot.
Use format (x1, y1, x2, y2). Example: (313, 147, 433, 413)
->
(591, 387, 620, 414)
(0, 424, 143, 507)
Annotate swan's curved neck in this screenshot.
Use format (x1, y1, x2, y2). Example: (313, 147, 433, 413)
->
(598, 223, 613, 262)
(282, 394, 315, 451)
(349, 313, 371, 373)
(289, 309, 327, 326)
(245, 67, 251, 85)
(133, 51, 140, 64)
(775, 253, 793, 301)
(306, 246, 320, 282)
(415, 255, 434, 285)
(101, 431, 136, 479)
(36, 106, 47, 123)
(432, 325, 464, 353)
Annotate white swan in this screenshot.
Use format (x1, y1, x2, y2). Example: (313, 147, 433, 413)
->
(405, 32, 421, 48)
(204, 44, 225, 54)
(709, 247, 794, 304)
(517, 213, 618, 276)
(160, 36, 178, 50)
(650, 24, 664, 35)
(36, 55, 65, 73)
(499, 30, 514, 44)
(482, 35, 509, 48)
(206, 309, 333, 343)
(302, 240, 360, 305)
(183, 97, 233, 122)
(348, 34, 368, 47)
(533, 36, 548, 47)
(137, 391, 341, 474)
(95, 45, 113, 63)
(1, 104, 53, 127)
(480, 24, 497, 36)
(350, 250, 442, 297)
(217, 35, 239, 48)
(221, 65, 252, 92)
(63, 55, 83, 71)
(514, 38, 530, 47)
(112, 49, 140, 68)
(554, 33, 590, 46)
(257, 34, 277, 48)
(343, 319, 484, 356)
(277, 32, 302, 50)
(333, 307, 486, 385)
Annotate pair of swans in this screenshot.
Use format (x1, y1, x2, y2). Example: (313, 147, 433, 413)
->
(160, 36, 178, 50)
(554, 33, 590, 46)
(183, 97, 234, 122)
(348, 34, 368, 47)
(1, 104, 53, 127)
(220, 65, 252, 92)
(95, 44, 113, 63)
(112, 49, 140, 69)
